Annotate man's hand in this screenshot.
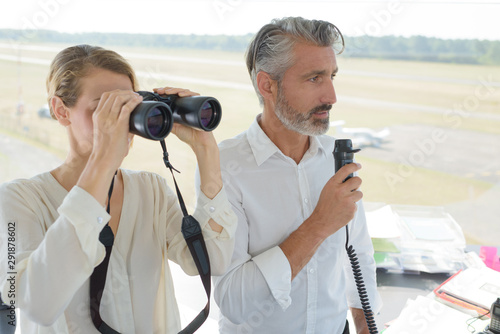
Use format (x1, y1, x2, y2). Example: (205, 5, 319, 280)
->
(280, 162, 363, 280)
(351, 307, 371, 334)
(309, 162, 363, 239)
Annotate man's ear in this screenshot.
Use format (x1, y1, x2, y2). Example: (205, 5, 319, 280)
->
(256, 71, 278, 103)
(50, 96, 71, 126)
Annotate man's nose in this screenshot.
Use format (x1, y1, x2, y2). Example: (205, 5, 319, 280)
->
(321, 80, 337, 105)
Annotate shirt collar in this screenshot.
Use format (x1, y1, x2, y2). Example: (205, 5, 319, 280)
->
(306, 134, 327, 161)
(247, 114, 328, 166)
(247, 115, 280, 166)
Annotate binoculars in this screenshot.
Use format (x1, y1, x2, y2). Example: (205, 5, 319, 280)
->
(129, 91, 222, 140)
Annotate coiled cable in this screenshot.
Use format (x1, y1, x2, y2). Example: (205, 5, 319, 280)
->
(345, 226, 379, 334)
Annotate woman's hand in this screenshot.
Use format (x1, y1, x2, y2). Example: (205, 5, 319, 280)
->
(91, 90, 143, 171)
(77, 89, 142, 205)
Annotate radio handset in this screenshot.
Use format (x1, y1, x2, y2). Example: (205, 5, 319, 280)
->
(333, 139, 378, 334)
(478, 298, 500, 334)
(486, 298, 500, 334)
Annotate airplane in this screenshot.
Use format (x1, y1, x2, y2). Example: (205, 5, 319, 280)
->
(330, 120, 390, 148)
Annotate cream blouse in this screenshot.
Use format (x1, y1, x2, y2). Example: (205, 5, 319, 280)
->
(0, 169, 236, 333)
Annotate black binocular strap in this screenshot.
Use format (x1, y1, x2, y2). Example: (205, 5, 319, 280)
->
(88, 141, 212, 334)
(89, 173, 121, 334)
(161, 139, 212, 334)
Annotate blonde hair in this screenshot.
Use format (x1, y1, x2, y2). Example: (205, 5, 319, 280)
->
(46, 44, 139, 119)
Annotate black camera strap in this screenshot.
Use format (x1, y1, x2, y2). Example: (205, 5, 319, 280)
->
(90, 172, 121, 334)
(89, 142, 211, 334)
(160, 139, 212, 334)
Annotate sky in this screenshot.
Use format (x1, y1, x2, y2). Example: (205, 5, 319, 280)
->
(1, 0, 500, 41)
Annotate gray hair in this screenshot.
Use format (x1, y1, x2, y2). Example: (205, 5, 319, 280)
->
(246, 17, 344, 105)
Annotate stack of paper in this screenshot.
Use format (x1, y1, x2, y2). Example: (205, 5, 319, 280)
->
(383, 295, 489, 334)
(366, 204, 466, 274)
(365, 204, 402, 271)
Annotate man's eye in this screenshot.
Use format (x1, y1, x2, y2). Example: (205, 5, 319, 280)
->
(309, 76, 319, 82)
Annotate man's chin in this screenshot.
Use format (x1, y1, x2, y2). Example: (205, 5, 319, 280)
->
(309, 119, 330, 135)
(297, 126, 329, 136)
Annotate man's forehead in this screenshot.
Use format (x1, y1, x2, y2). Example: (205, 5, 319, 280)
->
(289, 43, 337, 72)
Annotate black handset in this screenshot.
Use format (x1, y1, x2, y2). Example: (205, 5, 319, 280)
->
(334, 139, 360, 181)
(489, 298, 500, 334)
(333, 139, 379, 334)
(0, 294, 16, 334)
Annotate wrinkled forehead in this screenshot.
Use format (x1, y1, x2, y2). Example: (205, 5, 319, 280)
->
(286, 43, 338, 76)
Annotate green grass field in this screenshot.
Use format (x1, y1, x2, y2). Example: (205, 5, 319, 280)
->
(1, 42, 499, 244)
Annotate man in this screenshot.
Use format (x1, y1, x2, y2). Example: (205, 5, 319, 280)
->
(213, 17, 381, 334)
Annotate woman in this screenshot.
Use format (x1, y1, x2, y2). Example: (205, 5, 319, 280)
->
(0, 45, 236, 333)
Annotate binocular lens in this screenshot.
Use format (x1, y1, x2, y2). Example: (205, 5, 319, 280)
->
(147, 107, 165, 138)
(129, 101, 172, 140)
(200, 101, 216, 128)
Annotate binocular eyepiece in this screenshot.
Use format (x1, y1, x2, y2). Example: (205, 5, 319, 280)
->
(129, 91, 222, 140)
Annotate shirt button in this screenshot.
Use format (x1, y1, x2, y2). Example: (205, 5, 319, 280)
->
(304, 198, 309, 204)
(209, 206, 216, 213)
(97, 217, 104, 224)
(309, 268, 315, 274)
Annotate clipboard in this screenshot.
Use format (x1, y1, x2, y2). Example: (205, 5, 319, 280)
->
(434, 267, 500, 317)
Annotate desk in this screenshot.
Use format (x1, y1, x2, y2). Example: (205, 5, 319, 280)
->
(375, 269, 451, 328)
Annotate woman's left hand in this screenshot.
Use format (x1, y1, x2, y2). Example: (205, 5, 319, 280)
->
(153, 87, 217, 151)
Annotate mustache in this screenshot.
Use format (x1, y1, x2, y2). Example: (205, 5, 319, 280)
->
(309, 104, 332, 115)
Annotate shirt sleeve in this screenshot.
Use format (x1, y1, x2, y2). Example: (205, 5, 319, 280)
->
(252, 246, 292, 308)
(193, 187, 237, 275)
(0, 183, 109, 326)
(164, 180, 237, 277)
(211, 186, 293, 325)
(342, 200, 383, 314)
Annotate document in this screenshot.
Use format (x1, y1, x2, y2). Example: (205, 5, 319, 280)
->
(366, 205, 401, 239)
(383, 295, 489, 334)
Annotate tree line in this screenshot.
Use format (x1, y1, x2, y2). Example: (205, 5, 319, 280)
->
(1, 29, 499, 66)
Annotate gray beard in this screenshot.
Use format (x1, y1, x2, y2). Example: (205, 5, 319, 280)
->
(274, 91, 330, 136)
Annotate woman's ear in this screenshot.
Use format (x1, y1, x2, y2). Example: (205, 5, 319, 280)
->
(50, 96, 71, 126)
(256, 71, 278, 104)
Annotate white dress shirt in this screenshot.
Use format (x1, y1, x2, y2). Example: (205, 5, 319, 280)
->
(213, 116, 382, 334)
(0, 169, 236, 333)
